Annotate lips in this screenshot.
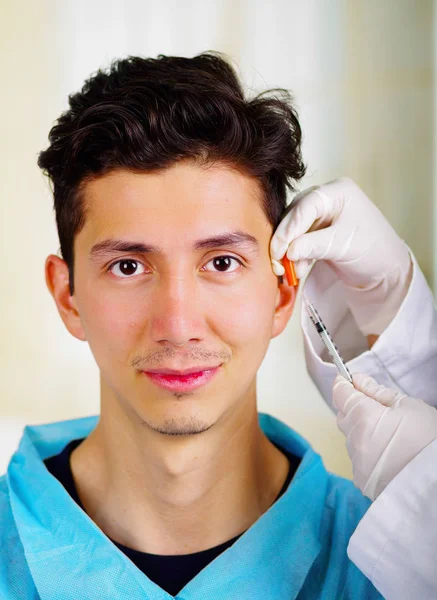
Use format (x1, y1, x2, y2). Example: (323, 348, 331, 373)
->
(142, 365, 221, 393)
(145, 366, 221, 376)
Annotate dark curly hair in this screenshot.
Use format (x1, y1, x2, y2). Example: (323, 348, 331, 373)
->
(38, 52, 306, 295)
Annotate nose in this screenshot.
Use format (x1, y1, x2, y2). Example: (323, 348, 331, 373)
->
(150, 274, 205, 347)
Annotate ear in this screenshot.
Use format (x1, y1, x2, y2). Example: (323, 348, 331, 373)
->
(45, 254, 87, 341)
(270, 279, 297, 339)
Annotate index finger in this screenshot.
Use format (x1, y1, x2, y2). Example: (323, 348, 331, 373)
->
(270, 188, 329, 260)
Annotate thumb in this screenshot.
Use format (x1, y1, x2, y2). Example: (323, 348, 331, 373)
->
(332, 374, 361, 414)
(286, 227, 340, 262)
(334, 373, 386, 437)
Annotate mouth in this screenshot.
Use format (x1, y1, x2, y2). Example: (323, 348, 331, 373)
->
(142, 365, 222, 393)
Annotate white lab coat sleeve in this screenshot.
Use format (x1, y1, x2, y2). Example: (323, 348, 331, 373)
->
(300, 249, 437, 599)
(300, 249, 437, 410)
(347, 440, 437, 600)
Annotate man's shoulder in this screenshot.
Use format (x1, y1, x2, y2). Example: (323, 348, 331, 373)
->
(324, 470, 372, 521)
(313, 472, 383, 598)
(0, 474, 39, 598)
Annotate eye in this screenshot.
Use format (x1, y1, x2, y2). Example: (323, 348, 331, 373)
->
(108, 259, 146, 278)
(203, 256, 243, 273)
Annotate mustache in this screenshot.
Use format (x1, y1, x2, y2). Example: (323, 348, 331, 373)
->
(130, 347, 231, 370)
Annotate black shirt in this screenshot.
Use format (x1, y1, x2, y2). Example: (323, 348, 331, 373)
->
(44, 438, 300, 596)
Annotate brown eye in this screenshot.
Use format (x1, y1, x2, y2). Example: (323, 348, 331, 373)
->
(109, 260, 145, 278)
(204, 256, 242, 273)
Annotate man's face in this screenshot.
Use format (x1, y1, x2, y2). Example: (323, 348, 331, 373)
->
(61, 162, 294, 434)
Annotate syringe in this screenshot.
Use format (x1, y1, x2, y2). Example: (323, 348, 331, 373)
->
(303, 297, 353, 383)
(278, 256, 353, 383)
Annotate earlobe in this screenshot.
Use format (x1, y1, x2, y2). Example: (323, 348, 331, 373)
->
(271, 279, 297, 339)
(45, 255, 87, 341)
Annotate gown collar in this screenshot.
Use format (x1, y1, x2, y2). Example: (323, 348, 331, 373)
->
(7, 413, 327, 600)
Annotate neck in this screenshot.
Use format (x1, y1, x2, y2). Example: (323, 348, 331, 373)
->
(71, 385, 289, 555)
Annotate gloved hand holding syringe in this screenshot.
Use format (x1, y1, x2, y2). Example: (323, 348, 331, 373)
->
(271, 179, 437, 502)
(281, 256, 437, 502)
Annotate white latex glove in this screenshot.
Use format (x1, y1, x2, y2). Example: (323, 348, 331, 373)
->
(270, 178, 413, 335)
(333, 372, 437, 500)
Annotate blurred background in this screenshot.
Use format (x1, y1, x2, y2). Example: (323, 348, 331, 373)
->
(0, 0, 435, 476)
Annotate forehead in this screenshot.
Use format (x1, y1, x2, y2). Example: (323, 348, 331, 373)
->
(79, 162, 271, 247)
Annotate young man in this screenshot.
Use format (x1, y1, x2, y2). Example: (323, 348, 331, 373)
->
(0, 54, 383, 599)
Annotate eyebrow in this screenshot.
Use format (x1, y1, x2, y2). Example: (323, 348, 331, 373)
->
(89, 231, 259, 262)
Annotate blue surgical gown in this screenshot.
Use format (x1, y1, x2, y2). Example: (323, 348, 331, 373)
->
(0, 413, 383, 599)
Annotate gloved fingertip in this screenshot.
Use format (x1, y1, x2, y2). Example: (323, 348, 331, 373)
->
(333, 382, 370, 415)
(286, 238, 308, 261)
(271, 259, 285, 276)
(352, 372, 376, 390)
(269, 237, 287, 261)
(286, 246, 298, 261)
(294, 259, 312, 280)
(333, 374, 352, 390)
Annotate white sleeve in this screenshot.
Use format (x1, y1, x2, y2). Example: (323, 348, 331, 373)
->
(301, 251, 437, 599)
(301, 249, 437, 410)
(347, 440, 437, 600)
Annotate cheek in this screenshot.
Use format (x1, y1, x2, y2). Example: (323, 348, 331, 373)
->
(212, 280, 277, 357)
(78, 288, 147, 365)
